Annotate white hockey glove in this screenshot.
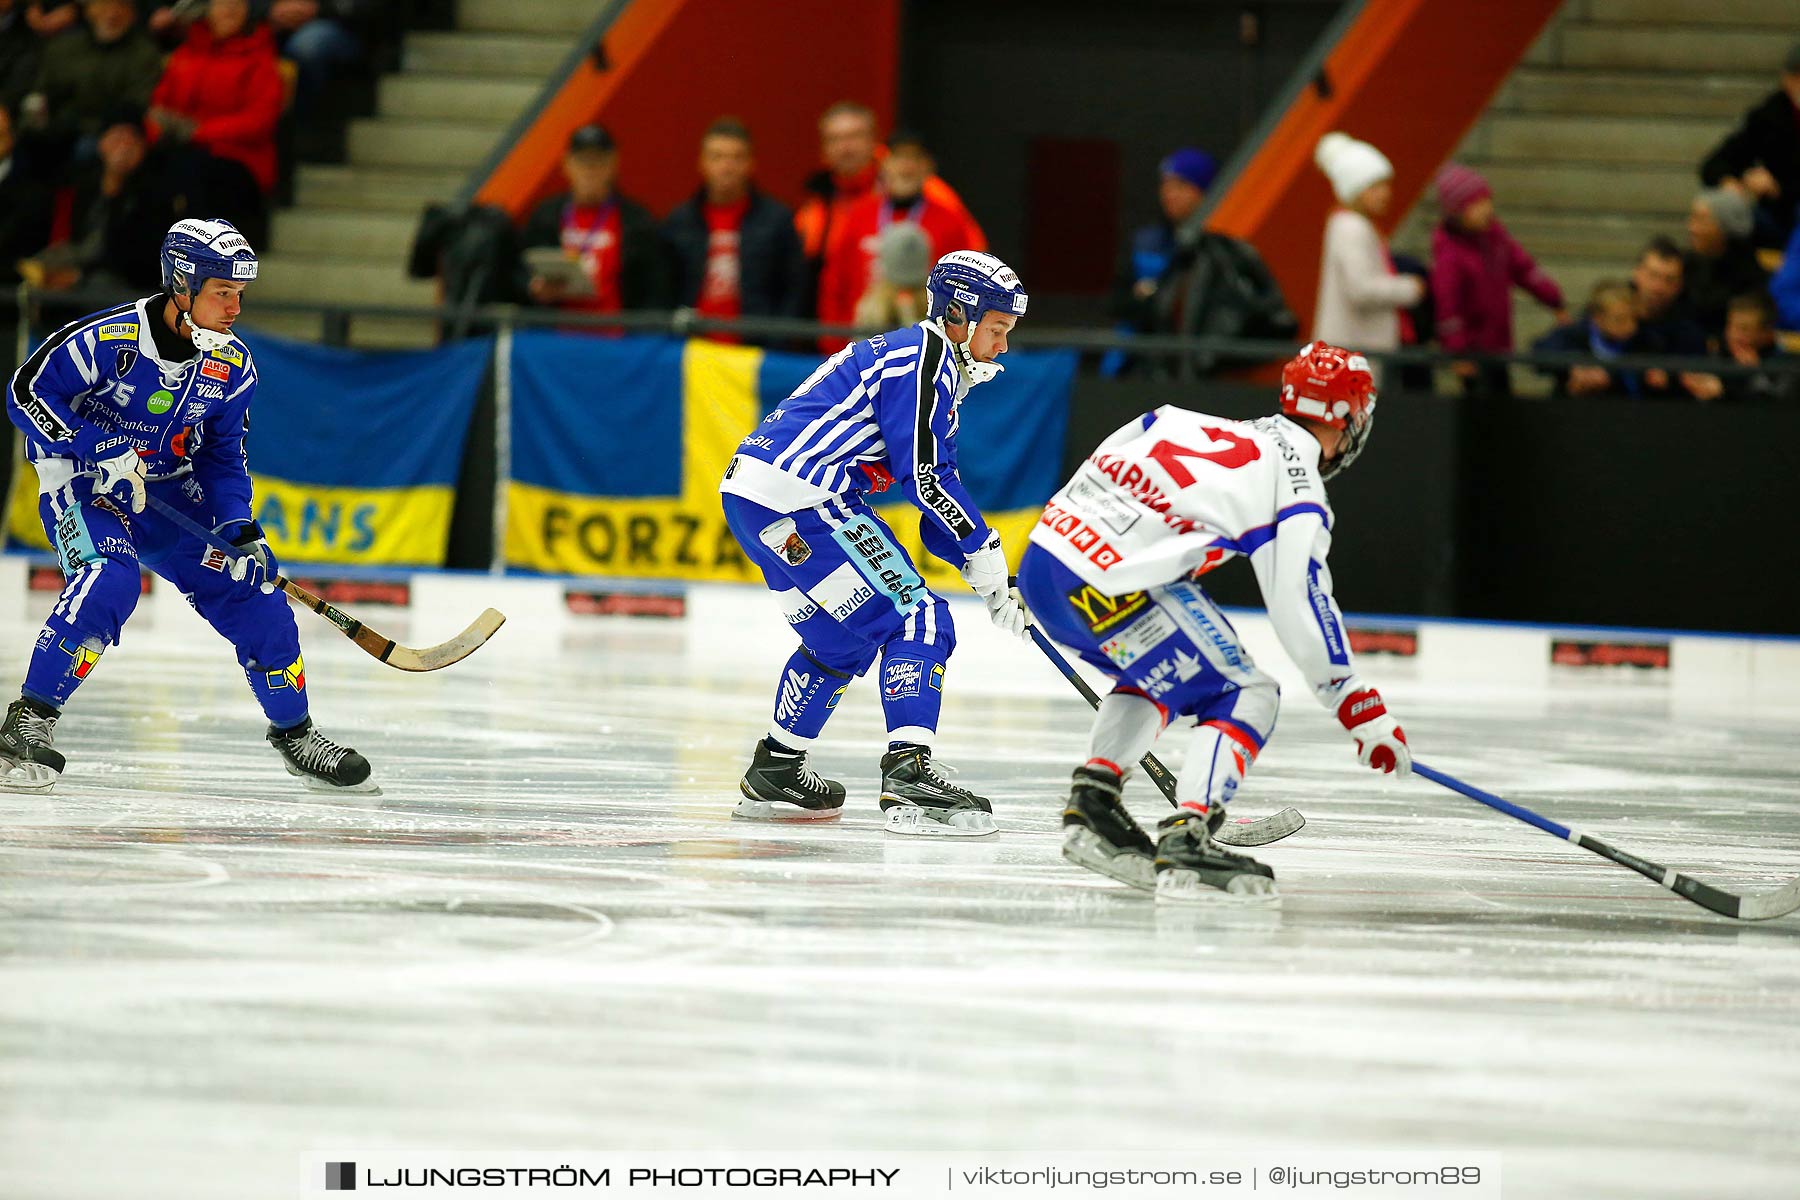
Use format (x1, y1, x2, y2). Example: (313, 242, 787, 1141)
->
(220, 520, 279, 594)
(960, 532, 1027, 639)
(88, 436, 146, 514)
(982, 585, 1028, 639)
(1335, 683, 1411, 776)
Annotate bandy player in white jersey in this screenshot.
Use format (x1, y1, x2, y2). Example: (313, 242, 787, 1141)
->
(1014, 342, 1410, 901)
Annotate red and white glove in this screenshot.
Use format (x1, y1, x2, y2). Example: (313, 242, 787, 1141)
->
(1336, 684, 1411, 776)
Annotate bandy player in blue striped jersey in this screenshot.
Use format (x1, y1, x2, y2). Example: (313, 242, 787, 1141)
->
(720, 251, 1031, 837)
(0, 219, 372, 795)
(1016, 343, 1410, 900)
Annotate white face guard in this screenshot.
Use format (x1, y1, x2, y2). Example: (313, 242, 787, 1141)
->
(947, 328, 1005, 390)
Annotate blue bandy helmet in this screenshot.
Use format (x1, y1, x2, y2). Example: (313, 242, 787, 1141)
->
(160, 218, 258, 297)
(925, 250, 1028, 329)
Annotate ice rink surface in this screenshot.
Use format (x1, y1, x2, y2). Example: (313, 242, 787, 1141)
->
(2, 581, 1798, 1199)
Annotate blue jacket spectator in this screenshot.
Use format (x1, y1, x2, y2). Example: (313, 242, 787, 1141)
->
(1773, 220, 1800, 331)
(1533, 281, 1663, 400)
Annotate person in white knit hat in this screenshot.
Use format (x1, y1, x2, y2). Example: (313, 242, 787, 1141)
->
(1311, 131, 1422, 369)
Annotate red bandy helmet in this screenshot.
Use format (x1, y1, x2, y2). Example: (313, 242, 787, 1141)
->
(1279, 341, 1377, 479)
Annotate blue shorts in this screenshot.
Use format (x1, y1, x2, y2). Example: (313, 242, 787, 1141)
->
(722, 492, 953, 675)
(1017, 542, 1277, 739)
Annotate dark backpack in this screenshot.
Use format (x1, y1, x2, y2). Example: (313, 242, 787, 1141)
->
(408, 202, 520, 339)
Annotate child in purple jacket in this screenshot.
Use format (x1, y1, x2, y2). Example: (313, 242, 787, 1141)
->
(1430, 164, 1566, 397)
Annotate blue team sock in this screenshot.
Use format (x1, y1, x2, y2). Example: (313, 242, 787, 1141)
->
(245, 652, 310, 729)
(769, 646, 853, 746)
(878, 645, 948, 744)
(22, 630, 104, 710)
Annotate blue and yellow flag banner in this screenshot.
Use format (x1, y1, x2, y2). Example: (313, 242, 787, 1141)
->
(5, 331, 492, 566)
(504, 334, 1076, 583)
(243, 333, 491, 565)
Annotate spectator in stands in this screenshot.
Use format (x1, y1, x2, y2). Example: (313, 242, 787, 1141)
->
(252, 1, 370, 115)
(17, 107, 162, 292)
(1682, 187, 1768, 342)
(148, 0, 283, 198)
(1631, 236, 1723, 400)
(663, 117, 806, 344)
(1, 1, 49, 110)
(519, 123, 670, 319)
(1720, 291, 1796, 403)
(1700, 42, 1800, 249)
(1429, 163, 1564, 398)
(796, 101, 879, 306)
(815, 132, 984, 349)
(851, 221, 931, 332)
(1532, 281, 1660, 400)
(0, 100, 53, 286)
(1772, 219, 1800, 330)
(146, 0, 201, 49)
(19, 102, 266, 292)
(18, 0, 163, 163)
(1312, 131, 1422, 373)
(24, 2, 78, 37)
(794, 100, 981, 314)
(1105, 146, 1295, 378)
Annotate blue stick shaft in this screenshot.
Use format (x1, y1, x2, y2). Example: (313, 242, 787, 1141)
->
(1412, 761, 1574, 841)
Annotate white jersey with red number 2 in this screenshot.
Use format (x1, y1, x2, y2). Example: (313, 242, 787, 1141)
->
(1028, 406, 1355, 705)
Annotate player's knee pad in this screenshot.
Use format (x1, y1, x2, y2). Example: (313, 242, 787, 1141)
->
(220, 595, 302, 675)
(1216, 675, 1280, 747)
(47, 557, 141, 647)
(799, 640, 875, 680)
(889, 593, 955, 659)
(235, 630, 304, 676)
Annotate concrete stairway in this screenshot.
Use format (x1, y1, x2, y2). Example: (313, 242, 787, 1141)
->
(1393, 0, 1792, 388)
(249, 0, 604, 348)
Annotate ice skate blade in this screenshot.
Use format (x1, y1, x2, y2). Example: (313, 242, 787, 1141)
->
(733, 792, 843, 821)
(883, 804, 997, 838)
(287, 766, 382, 796)
(1061, 826, 1154, 891)
(1155, 868, 1280, 906)
(0, 762, 59, 794)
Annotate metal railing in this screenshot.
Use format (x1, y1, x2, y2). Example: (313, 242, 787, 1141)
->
(15, 283, 1800, 388)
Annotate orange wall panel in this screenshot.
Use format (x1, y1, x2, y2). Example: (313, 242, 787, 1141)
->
(477, 0, 899, 220)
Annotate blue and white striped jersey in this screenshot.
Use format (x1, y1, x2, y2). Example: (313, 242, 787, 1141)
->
(6, 296, 259, 524)
(720, 321, 991, 554)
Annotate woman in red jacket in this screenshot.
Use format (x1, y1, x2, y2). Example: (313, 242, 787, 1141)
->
(148, 0, 284, 193)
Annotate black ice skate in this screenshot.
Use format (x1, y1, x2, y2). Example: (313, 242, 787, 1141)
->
(268, 717, 378, 794)
(878, 745, 997, 837)
(734, 739, 845, 820)
(0, 698, 65, 794)
(1154, 807, 1278, 901)
(1061, 764, 1154, 890)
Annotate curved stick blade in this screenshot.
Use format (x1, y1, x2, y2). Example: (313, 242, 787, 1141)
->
(1731, 876, 1800, 922)
(384, 609, 507, 672)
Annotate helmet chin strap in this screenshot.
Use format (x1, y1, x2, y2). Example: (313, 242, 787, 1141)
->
(941, 319, 1004, 389)
(174, 292, 233, 353)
